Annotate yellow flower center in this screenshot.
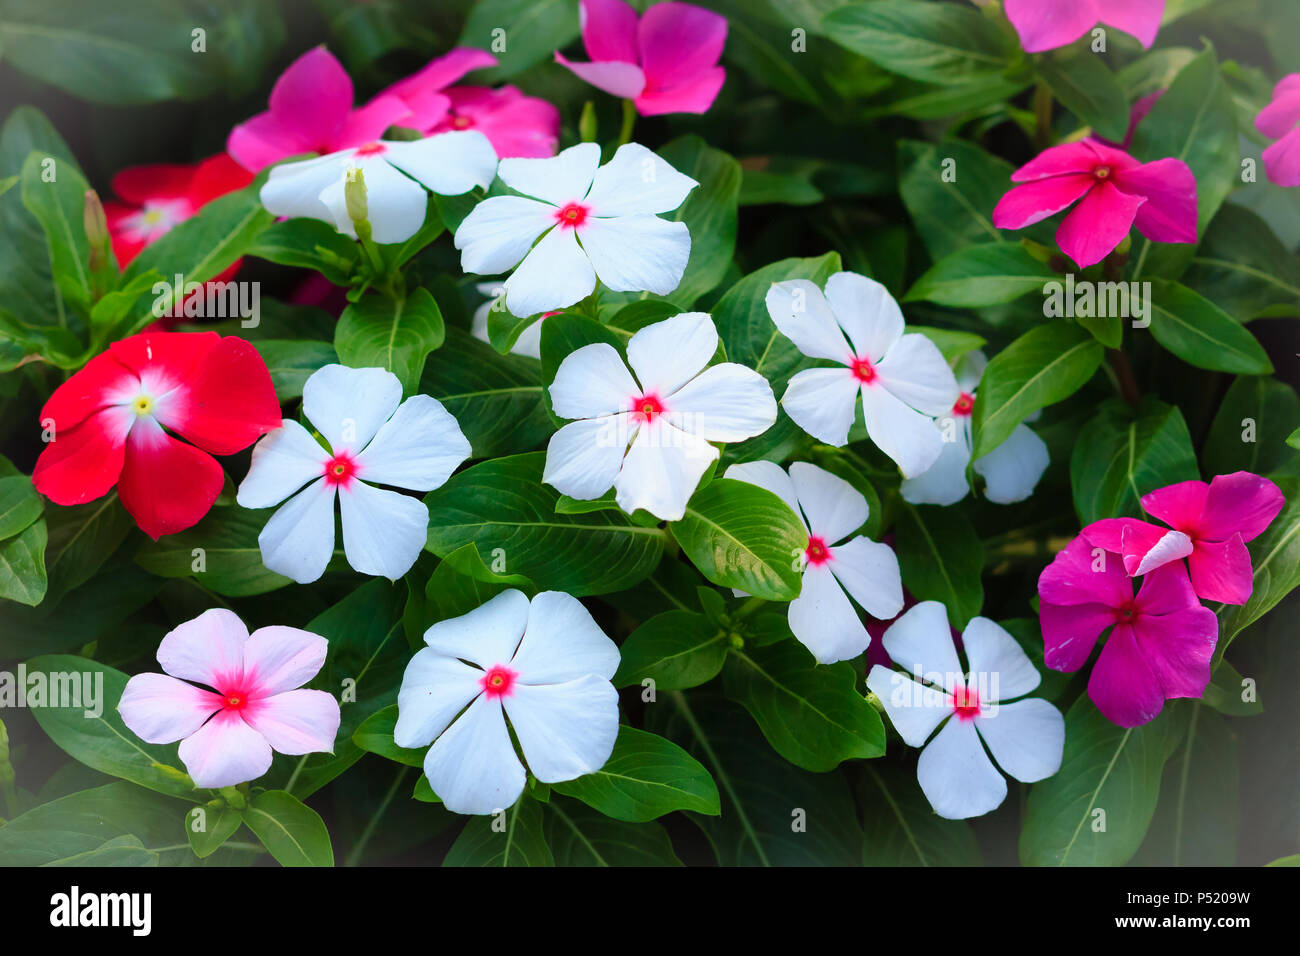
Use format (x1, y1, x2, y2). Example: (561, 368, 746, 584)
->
(132, 395, 154, 416)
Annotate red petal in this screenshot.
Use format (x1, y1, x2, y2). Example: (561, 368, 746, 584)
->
(117, 419, 225, 539)
(111, 163, 196, 203)
(110, 330, 221, 396)
(32, 406, 132, 506)
(38, 349, 138, 433)
(187, 154, 255, 207)
(161, 336, 282, 455)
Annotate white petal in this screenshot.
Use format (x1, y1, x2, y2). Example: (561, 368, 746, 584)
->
(789, 461, 867, 544)
(423, 696, 525, 814)
(355, 395, 470, 491)
(960, 616, 1041, 702)
(865, 665, 953, 747)
(550, 342, 641, 419)
(423, 589, 531, 669)
(861, 382, 944, 478)
(579, 215, 691, 296)
(258, 478, 337, 585)
(511, 591, 620, 682)
(667, 363, 776, 443)
(1131, 529, 1194, 576)
(975, 698, 1064, 783)
(498, 142, 601, 205)
(177, 710, 274, 790)
(504, 224, 595, 317)
(302, 364, 402, 455)
(237, 420, 330, 509)
(780, 367, 860, 446)
(382, 130, 498, 196)
(789, 564, 870, 663)
(765, 280, 852, 363)
(242, 626, 328, 696)
(583, 143, 698, 216)
(723, 460, 804, 531)
(155, 608, 248, 687)
(394, 648, 486, 749)
(319, 154, 429, 244)
(259, 152, 349, 226)
(875, 333, 961, 417)
(614, 419, 718, 521)
(505, 676, 619, 783)
(511, 318, 544, 359)
(823, 271, 905, 363)
(338, 480, 428, 580)
(973, 423, 1049, 505)
(454, 195, 557, 275)
(828, 536, 904, 620)
(880, 601, 962, 693)
(917, 716, 1007, 819)
(542, 415, 632, 500)
(627, 312, 716, 398)
(955, 350, 987, 392)
(900, 422, 972, 506)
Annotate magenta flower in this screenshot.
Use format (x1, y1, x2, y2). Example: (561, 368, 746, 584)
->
(555, 0, 726, 116)
(1004, 0, 1164, 54)
(118, 609, 341, 788)
(992, 139, 1197, 268)
(1096, 89, 1164, 149)
(1256, 74, 1300, 187)
(1037, 536, 1217, 727)
(227, 47, 413, 172)
(1083, 472, 1284, 605)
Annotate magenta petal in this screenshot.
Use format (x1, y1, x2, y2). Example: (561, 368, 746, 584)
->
(392, 47, 498, 97)
(1088, 623, 1166, 727)
(1134, 560, 1199, 615)
(1082, 517, 1173, 575)
(119, 673, 222, 744)
(339, 94, 414, 146)
(1079, 517, 1134, 554)
(554, 51, 646, 99)
(991, 174, 1094, 230)
(1255, 75, 1300, 139)
(1038, 534, 1132, 607)
(637, 2, 727, 91)
(1004, 0, 1099, 53)
(636, 66, 726, 115)
(1099, 0, 1165, 48)
(580, 0, 641, 63)
(1115, 158, 1198, 244)
(268, 47, 354, 149)
(1263, 128, 1300, 188)
(227, 112, 309, 173)
(1040, 601, 1111, 672)
(401, 90, 454, 133)
(242, 689, 340, 755)
(1131, 605, 1218, 699)
(1010, 141, 1104, 182)
(450, 86, 560, 158)
(1140, 478, 1208, 531)
(1199, 471, 1285, 542)
(1188, 535, 1255, 604)
(1056, 180, 1146, 268)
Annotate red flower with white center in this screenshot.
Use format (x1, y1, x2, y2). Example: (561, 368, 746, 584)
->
(32, 331, 282, 539)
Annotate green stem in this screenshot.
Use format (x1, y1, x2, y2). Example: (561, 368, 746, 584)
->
(1033, 82, 1054, 150)
(345, 766, 409, 866)
(616, 98, 637, 148)
(732, 596, 767, 622)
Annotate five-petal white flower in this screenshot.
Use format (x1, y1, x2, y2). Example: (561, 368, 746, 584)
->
(543, 311, 777, 521)
(237, 364, 470, 584)
(726, 460, 904, 663)
(394, 589, 620, 815)
(766, 272, 959, 478)
(901, 351, 1049, 506)
(260, 130, 498, 244)
(866, 602, 1064, 820)
(454, 142, 697, 318)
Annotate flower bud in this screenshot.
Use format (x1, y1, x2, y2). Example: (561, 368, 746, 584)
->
(344, 166, 368, 225)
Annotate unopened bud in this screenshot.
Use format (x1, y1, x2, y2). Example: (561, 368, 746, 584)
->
(579, 101, 598, 143)
(84, 189, 110, 269)
(345, 167, 368, 225)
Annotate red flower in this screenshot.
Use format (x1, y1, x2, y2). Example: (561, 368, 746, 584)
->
(33, 332, 282, 539)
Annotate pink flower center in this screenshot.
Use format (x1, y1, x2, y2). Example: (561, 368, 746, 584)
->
(952, 392, 975, 417)
(850, 356, 877, 384)
(480, 664, 518, 700)
(804, 535, 832, 566)
(1093, 165, 1112, 180)
(953, 686, 980, 721)
(449, 114, 473, 129)
(631, 393, 665, 424)
(323, 452, 358, 488)
(554, 201, 590, 230)
(355, 142, 387, 157)
(1115, 600, 1140, 624)
(223, 692, 247, 710)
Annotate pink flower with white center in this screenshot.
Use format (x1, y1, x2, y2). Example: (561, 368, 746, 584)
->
(1081, 472, 1285, 605)
(543, 312, 776, 521)
(866, 602, 1064, 820)
(726, 460, 903, 663)
(470, 281, 556, 359)
(1256, 74, 1300, 187)
(454, 141, 697, 318)
(555, 0, 727, 116)
(394, 589, 620, 815)
(901, 351, 1049, 506)
(1037, 535, 1219, 727)
(237, 365, 470, 584)
(766, 271, 960, 478)
(259, 131, 498, 245)
(1004, 0, 1164, 54)
(118, 609, 340, 789)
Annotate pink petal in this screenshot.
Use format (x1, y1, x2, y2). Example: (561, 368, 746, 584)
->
(1037, 534, 1132, 608)
(402, 90, 454, 132)
(156, 608, 249, 691)
(1011, 139, 1136, 183)
(1056, 180, 1146, 268)
(1263, 127, 1300, 188)
(1198, 471, 1286, 542)
(118, 673, 222, 744)
(227, 112, 309, 173)
(637, 2, 727, 93)
(446, 86, 560, 158)
(337, 94, 413, 146)
(268, 47, 354, 150)
(1088, 623, 1167, 726)
(1114, 158, 1198, 244)
(1004, 0, 1099, 53)
(1140, 478, 1208, 532)
(1133, 560, 1200, 615)
(1081, 517, 1182, 575)
(391, 47, 498, 97)
(554, 52, 646, 99)
(1132, 577, 1218, 697)
(991, 174, 1095, 230)
(1188, 535, 1255, 605)
(1040, 601, 1112, 672)
(635, 66, 725, 115)
(1255, 74, 1300, 139)
(580, 0, 640, 63)
(242, 689, 341, 755)
(1099, 0, 1165, 48)
(177, 710, 273, 788)
(242, 626, 329, 698)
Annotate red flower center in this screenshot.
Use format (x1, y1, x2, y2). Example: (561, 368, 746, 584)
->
(804, 535, 831, 566)
(449, 114, 473, 129)
(953, 686, 980, 721)
(223, 693, 246, 710)
(631, 393, 665, 424)
(480, 664, 518, 700)
(355, 142, 387, 157)
(952, 392, 975, 417)
(323, 453, 357, 488)
(1093, 165, 1112, 180)
(1115, 600, 1140, 624)
(554, 201, 590, 229)
(850, 356, 877, 384)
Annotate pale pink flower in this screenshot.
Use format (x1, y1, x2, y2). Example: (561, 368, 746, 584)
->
(1004, 0, 1164, 54)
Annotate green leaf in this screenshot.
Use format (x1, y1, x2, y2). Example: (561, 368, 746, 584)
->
(352, 704, 425, 768)
(424, 453, 664, 596)
(544, 798, 682, 866)
(423, 544, 520, 624)
(0, 474, 43, 541)
(655, 135, 742, 307)
(860, 764, 980, 866)
(42, 493, 134, 601)
(251, 339, 338, 402)
(186, 804, 244, 859)
(1145, 280, 1272, 375)
(1182, 205, 1300, 318)
(1217, 477, 1300, 648)
(722, 641, 885, 771)
(971, 323, 1104, 459)
(553, 726, 720, 822)
(20, 151, 94, 312)
(245, 217, 358, 286)
(905, 242, 1056, 307)
(0, 518, 47, 606)
(135, 507, 295, 597)
(1201, 658, 1263, 717)
(909, 325, 987, 364)
(242, 790, 333, 867)
(671, 478, 806, 601)
(456, 0, 577, 82)
(444, 794, 553, 866)
(1038, 49, 1130, 142)
(1020, 696, 1183, 866)
(613, 609, 728, 691)
(335, 287, 444, 396)
(894, 503, 984, 629)
(1202, 375, 1300, 477)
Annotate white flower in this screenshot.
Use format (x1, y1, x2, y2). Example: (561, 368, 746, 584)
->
(766, 271, 959, 478)
(237, 364, 470, 584)
(726, 460, 903, 664)
(543, 311, 777, 521)
(394, 589, 620, 815)
(470, 281, 546, 359)
(866, 602, 1064, 820)
(260, 130, 498, 244)
(901, 351, 1050, 506)
(454, 142, 697, 318)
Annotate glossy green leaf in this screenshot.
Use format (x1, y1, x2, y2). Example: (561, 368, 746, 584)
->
(905, 242, 1056, 307)
(894, 503, 984, 629)
(613, 609, 728, 690)
(335, 287, 445, 396)
(242, 790, 333, 867)
(1145, 280, 1272, 375)
(443, 794, 553, 866)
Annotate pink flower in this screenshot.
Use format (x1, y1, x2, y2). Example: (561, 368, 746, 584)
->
(427, 86, 559, 158)
(378, 47, 498, 128)
(1037, 535, 1218, 727)
(1256, 74, 1300, 187)
(1082, 472, 1284, 605)
(1004, 0, 1164, 54)
(1096, 89, 1164, 149)
(991, 139, 1197, 268)
(119, 609, 341, 788)
(555, 0, 726, 116)
(227, 47, 413, 172)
